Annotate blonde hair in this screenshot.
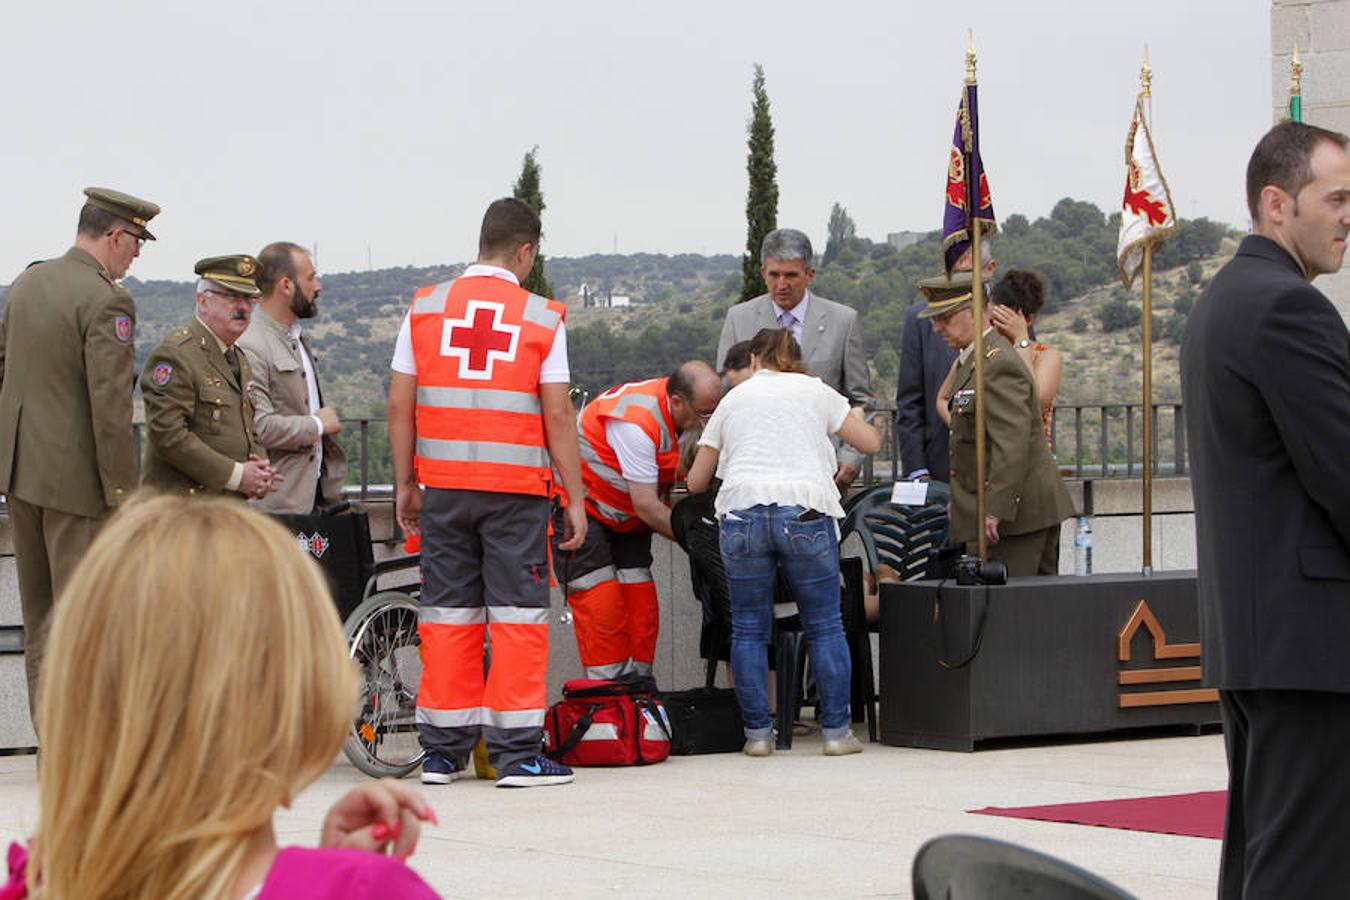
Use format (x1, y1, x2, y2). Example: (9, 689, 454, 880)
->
(31, 495, 358, 899)
(749, 327, 810, 374)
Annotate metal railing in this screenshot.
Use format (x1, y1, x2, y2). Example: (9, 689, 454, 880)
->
(321, 402, 1187, 497)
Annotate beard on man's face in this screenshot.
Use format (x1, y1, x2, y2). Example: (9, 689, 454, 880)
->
(290, 283, 317, 319)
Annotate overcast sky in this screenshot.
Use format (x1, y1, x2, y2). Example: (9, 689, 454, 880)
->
(2, 0, 1274, 282)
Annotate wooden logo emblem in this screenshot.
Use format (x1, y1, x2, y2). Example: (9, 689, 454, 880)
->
(1116, 600, 1218, 708)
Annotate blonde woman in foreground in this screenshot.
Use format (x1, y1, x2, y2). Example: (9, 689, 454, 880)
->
(4, 495, 440, 899)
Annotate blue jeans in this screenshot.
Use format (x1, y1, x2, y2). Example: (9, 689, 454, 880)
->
(719, 504, 852, 740)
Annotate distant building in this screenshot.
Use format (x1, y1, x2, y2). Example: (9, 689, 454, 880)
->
(887, 231, 925, 252)
(609, 294, 631, 308)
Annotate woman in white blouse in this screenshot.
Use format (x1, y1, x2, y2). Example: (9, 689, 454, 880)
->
(687, 328, 880, 757)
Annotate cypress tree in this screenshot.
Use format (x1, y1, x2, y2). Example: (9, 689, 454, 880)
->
(513, 146, 555, 297)
(740, 64, 778, 302)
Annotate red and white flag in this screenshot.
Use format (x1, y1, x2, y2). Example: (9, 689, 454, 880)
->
(1117, 94, 1177, 287)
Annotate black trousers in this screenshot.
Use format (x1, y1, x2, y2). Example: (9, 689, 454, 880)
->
(1219, 689, 1350, 898)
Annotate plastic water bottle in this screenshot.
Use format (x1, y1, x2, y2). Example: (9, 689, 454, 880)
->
(559, 603, 573, 626)
(1073, 516, 1093, 576)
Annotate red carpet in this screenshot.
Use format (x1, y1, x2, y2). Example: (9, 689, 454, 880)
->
(969, 790, 1226, 839)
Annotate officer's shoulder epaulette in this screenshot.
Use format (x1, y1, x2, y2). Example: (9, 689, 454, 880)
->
(25, 259, 44, 270)
(169, 327, 195, 346)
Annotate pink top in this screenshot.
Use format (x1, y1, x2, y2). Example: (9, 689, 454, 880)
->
(3, 843, 440, 899)
(257, 847, 440, 899)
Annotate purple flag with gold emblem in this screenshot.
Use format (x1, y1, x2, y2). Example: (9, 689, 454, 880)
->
(942, 82, 997, 276)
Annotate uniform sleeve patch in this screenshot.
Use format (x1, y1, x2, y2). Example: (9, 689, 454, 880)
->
(114, 316, 133, 343)
(151, 363, 173, 387)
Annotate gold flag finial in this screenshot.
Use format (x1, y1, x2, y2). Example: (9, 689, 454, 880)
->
(1291, 41, 1303, 97)
(1140, 44, 1153, 97)
(965, 29, 977, 84)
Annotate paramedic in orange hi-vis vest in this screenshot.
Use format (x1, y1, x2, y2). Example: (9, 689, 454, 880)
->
(555, 362, 723, 680)
(388, 198, 587, 789)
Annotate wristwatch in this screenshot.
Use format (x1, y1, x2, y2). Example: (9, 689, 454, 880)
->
(1017, 338, 1031, 349)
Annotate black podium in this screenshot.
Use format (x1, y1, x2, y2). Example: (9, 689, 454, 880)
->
(878, 571, 1220, 750)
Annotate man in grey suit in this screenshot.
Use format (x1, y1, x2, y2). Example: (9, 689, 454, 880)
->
(1182, 122, 1350, 897)
(237, 242, 347, 514)
(716, 228, 873, 486)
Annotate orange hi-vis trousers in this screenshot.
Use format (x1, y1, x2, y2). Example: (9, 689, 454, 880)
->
(416, 488, 551, 770)
(552, 510, 659, 679)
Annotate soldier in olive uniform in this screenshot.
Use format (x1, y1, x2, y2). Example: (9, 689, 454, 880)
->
(920, 270, 1075, 575)
(0, 187, 159, 725)
(139, 256, 279, 500)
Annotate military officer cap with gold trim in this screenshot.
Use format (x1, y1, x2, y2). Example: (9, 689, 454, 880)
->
(195, 254, 262, 297)
(83, 187, 160, 239)
(916, 269, 976, 320)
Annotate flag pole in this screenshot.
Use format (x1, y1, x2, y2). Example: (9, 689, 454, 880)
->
(1139, 48, 1154, 576)
(967, 31, 989, 561)
(1289, 41, 1303, 122)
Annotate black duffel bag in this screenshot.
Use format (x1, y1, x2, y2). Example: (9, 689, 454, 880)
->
(659, 687, 744, 755)
(273, 505, 373, 623)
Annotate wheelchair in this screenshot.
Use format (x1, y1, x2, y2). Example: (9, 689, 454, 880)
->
(274, 503, 424, 779)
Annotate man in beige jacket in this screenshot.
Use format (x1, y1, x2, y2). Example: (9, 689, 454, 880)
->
(237, 242, 347, 514)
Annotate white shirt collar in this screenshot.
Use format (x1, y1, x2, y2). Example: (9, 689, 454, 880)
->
(463, 263, 521, 285)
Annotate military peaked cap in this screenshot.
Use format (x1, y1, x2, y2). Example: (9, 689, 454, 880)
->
(83, 187, 160, 239)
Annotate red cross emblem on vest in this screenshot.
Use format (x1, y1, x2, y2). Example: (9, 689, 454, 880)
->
(440, 300, 521, 380)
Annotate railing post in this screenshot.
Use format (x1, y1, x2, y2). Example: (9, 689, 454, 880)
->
(360, 419, 370, 501)
(1155, 407, 1166, 477)
(1174, 405, 1187, 475)
(1074, 407, 1084, 479)
(1126, 405, 1135, 477)
(1099, 406, 1110, 479)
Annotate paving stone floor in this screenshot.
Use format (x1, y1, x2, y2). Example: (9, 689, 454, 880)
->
(0, 729, 1226, 898)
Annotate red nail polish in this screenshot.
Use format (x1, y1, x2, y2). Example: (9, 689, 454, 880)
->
(426, 807, 439, 826)
(371, 823, 390, 842)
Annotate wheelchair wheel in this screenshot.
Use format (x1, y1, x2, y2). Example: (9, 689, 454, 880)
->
(342, 590, 425, 778)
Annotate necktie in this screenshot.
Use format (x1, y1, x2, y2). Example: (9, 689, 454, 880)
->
(778, 311, 793, 331)
(225, 346, 241, 382)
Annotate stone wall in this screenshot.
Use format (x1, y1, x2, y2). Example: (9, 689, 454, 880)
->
(1273, 0, 1350, 318)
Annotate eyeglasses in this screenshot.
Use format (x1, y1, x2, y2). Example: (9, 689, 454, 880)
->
(106, 228, 147, 249)
(204, 288, 258, 305)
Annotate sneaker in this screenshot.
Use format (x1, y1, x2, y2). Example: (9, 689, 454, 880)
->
(495, 754, 574, 788)
(743, 737, 774, 757)
(822, 731, 865, 756)
(420, 752, 460, 785)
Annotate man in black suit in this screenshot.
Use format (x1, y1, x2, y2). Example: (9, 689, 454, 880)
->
(1181, 121, 1350, 898)
(895, 251, 993, 481)
(895, 301, 956, 480)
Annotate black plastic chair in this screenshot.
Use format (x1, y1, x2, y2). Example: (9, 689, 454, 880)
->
(912, 834, 1136, 900)
(839, 482, 952, 580)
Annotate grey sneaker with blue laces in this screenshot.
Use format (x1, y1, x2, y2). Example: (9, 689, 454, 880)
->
(495, 754, 575, 788)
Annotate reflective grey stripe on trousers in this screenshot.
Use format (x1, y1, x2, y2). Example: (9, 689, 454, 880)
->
(417, 707, 545, 729)
(567, 565, 617, 593)
(616, 567, 653, 584)
(417, 438, 547, 468)
(419, 606, 549, 626)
